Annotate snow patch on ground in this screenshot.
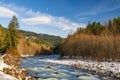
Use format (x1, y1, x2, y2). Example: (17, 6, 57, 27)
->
(21, 55, 34, 57)
(0, 55, 18, 80)
(0, 71, 18, 80)
(0, 59, 11, 71)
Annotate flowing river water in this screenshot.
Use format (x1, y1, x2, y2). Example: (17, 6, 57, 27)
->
(21, 55, 111, 80)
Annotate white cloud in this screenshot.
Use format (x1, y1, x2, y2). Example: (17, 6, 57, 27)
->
(0, 7, 17, 18)
(22, 16, 52, 25)
(77, 1, 120, 17)
(78, 12, 96, 17)
(78, 5, 120, 17)
(78, 17, 87, 21)
(15, 5, 86, 32)
(115, 0, 120, 3)
(24, 9, 41, 17)
(22, 15, 86, 32)
(104, 5, 120, 12)
(0, 1, 86, 32)
(51, 17, 86, 31)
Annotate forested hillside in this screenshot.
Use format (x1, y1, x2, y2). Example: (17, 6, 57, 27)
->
(56, 16, 120, 61)
(20, 30, 64, 48)
(0, 16, 63, 56)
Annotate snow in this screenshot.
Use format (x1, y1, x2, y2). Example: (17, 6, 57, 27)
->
(23, 55, 106, 80)
(0, 55, 18, 80)
(35, 55, 120, 76)
(21, 55, 34, 57)
(44, 59, 120, 73)
(0, 54, 11, 71)
(39, 78, 59, 80)
(0, 59, 11, 71)
(0, 71, 18, 80)
(78, 75, 99, 80)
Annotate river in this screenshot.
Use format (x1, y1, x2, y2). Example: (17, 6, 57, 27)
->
(21, 54, 110, 80)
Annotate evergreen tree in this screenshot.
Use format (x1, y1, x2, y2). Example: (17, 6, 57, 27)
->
(0, 24, 6, 53)
(108, 20, 113, 34)
(92, 22, 101, 35)
(6, 15, 20, 55)
(116, 17, 120, 33)
(76, 27, 84, 34)
(113, 18, 117, 35)
(86, 21, 92, 34)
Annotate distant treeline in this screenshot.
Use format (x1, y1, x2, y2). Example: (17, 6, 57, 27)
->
(55, 16, 120, 61)
(76, 16, 120, 35)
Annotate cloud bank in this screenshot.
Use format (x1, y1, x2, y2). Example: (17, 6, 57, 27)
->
(0, 1, 86, 33)
(0, 7, 17, 18)
(22, 15, 86, 31)
(22, 16, 52, 25)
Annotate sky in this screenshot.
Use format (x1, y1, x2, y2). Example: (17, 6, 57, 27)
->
(0, 0, 120, 37)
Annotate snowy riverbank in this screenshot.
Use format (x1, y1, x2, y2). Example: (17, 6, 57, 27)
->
(21, 54, 109, 80)
(0, 54, 33, 80)
(33, 55, 120, 79)
(0, 55, 18, 80)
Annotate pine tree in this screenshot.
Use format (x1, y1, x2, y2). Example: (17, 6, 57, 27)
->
(108, 20, 113, 33)
(116, 17, 120, 34)
(86, 21, 92, 34)
(92, 22, 101, 35)
(113, 18, 117, 35)
(6, 15, 20, 56)
(0, 24, 6, 53)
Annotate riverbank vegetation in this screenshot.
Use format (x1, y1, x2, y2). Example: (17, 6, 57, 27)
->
(55, 16, 120, 61)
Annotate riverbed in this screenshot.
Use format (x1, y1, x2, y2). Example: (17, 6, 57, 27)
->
(21, 55, 111, 80)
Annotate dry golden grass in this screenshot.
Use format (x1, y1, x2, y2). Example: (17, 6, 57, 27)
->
(17, 36, 42, 56)
(17, 35, 53, 56)
(61, 34, 120, 61)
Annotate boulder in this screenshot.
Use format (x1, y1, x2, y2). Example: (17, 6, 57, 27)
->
(46, 66, 52, 69)
(53, 71, 59, 74)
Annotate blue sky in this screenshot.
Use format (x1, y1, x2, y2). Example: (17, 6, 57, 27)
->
(0, 0, 120, 37)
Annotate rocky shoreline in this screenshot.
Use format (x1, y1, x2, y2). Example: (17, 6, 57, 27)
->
(41, 57, 120, 80)
(2, 54, 120, 80)
(73, 64, 120, 80)
(2, 54, 35, 80)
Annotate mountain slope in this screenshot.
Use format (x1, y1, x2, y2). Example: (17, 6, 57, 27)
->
(20, 30, 64, 48)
